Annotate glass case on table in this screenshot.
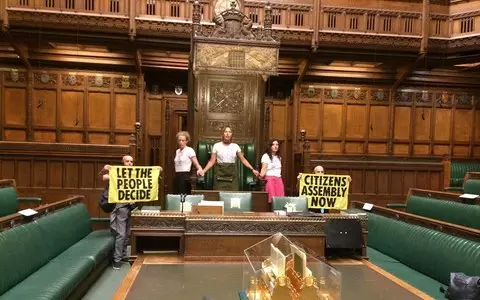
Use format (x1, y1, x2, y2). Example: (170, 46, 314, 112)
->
(242, 233, 341, 300)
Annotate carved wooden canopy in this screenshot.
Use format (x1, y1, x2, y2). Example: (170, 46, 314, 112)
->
(192, 1, 280, 76)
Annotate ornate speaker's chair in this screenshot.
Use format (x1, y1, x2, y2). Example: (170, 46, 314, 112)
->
(271, 196, 308, 213)
(165, 194, 204, 212)
(219, 192, 253, 212)
(196, 141, 259, 191)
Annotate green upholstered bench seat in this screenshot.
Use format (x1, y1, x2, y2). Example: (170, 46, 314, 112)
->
(0, 203, 114, 299)
(464, 178, 480, 195)
(0, 185, 42, 218)
(406, 195, 480, 229)
(447, 162, 480, 189)
(367, 247, 446, 300)
(367, 213, 480, 299)
(165, 194, 204, 211)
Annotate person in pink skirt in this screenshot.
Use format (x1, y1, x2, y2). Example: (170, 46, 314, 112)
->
(259, 139, 285, 203)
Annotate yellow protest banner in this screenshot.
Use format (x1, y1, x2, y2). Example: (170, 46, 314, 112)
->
(298, 174, 349, 210)
(108, 166, 161, 203)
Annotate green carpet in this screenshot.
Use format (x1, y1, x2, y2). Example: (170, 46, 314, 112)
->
(82, 262, 130, 300)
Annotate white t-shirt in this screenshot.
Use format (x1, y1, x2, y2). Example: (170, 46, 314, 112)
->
(261, 153, 282, 177)
(212, 142, 241, 164)
(174, 146, 196, 172)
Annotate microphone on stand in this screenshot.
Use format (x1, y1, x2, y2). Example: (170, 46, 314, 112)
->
(180, 193, 186, 213)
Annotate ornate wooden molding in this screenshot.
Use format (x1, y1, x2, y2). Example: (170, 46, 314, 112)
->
(317, 32, 421, 49)
(245, 1, 313, 10)
(322, 6, 422, 18)
(7, 10, 129, 31)
(0, 141, 130, 157)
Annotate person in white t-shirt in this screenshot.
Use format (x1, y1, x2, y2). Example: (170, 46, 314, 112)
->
(259, 139, 284, 203)
(174, 131, 204, 195)
(202, 126, 259, 190)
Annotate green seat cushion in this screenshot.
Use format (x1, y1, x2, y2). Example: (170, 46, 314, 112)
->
(219, 192, 253, 212)
(1, 257, 94, 300)
(165, 194, 204, 211)
(35, 204, 93, 258)
(367, 247, 447, 300)
(464, 179, 480, 195)
(406, 195, 480, 229)
(0, 222, 51, 295)
(368, 213, 480, 285)
(52, 230, 114, 265)
(0, 187, 19, 217)
(271, 196, 308, 212)
(450, 162, 480, 187)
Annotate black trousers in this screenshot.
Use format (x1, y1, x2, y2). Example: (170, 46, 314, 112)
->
(173, 171, 192, 195)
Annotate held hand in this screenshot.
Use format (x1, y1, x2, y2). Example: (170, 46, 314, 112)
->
(348, 175, 352, 182)
(252, 169, 260, 177)
(197, 169, 205, 177)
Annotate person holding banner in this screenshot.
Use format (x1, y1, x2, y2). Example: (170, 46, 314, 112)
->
(100, 155, 163, 270)
(259, 139, 284, 203)
(298, 165, 351, 213)
(174, 131, 204, 194)
(202, 126, 260, 190)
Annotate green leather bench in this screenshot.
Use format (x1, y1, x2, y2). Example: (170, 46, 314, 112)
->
(0, 179, 42, 217)
(196, 141, 258, 191)
(367, 212, 480, 299)
(387, 189, 480, 229)
(445, 161, 480, 192)
(463, 172, 480, 196)
(0, 202, 114, 299)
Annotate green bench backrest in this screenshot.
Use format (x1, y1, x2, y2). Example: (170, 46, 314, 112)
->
(0, 221, 51, 295)
(219, 192, 253, 212)
(271, 196, 308, 212)
(368, 213, 480, 285)
(0, 187, 19, 217)
(165, 194, 204, 211)
(0, 204, 92, 295)
(197, 141, 256, 191)
(35, 204, 92, 258)
(450, 162, 480, 187)
(464, 179, 480, 195)
(406, 195, 480, 229)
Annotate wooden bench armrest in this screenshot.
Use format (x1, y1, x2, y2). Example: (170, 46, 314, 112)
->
(18, 197, 42, 203)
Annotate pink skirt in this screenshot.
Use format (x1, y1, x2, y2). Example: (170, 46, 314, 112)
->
(265, 176, 285, 203)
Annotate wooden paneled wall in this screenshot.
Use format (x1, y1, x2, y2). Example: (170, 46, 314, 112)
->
(0, 142, 132, 218)
(292, 84, 480, 158)
(0, 68, 144, 217)
(1, 68, 138, 145)
(310, 155, 445, 206)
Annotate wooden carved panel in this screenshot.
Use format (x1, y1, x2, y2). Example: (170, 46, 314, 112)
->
(195, 74, 261, 144)
(115, 94, 136, 130)
(208, 80, 245, 114)
(61, 91, 84, 128)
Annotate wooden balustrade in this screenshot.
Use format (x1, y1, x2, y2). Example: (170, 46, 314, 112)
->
(3, 1, 479, 40)
(7, 0, 127, 15)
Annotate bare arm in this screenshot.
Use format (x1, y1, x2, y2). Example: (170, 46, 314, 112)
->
(237, 152, 260, 176)
(260, 163, 268, 178)
(191, 156, 204, 176)
(203, 152, 217, 173)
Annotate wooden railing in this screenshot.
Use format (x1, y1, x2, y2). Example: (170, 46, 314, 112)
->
(7, 0, 128, 15)
(4, 1, 480, 38)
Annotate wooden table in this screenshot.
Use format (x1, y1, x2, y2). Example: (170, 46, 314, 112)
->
(130, 211, 368, 260)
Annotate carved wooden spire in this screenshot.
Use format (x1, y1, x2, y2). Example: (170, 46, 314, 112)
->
(192, 0, 201, 33)
(264, 2, 273, 39)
